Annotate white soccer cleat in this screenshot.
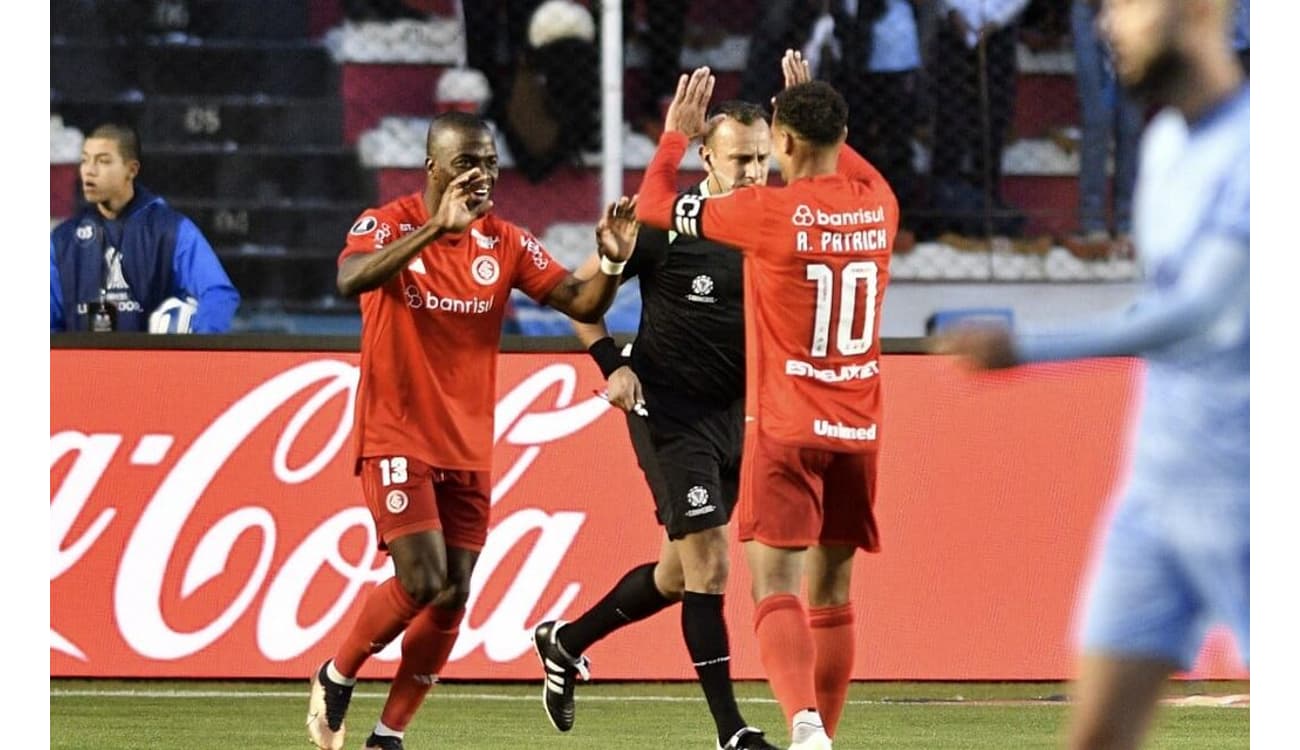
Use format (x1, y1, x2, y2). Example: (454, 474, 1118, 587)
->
(787, 709, 832, 750)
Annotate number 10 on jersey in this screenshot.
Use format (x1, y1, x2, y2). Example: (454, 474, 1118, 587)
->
(807, 261, 879, 358)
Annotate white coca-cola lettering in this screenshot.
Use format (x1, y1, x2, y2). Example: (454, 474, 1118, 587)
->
(114, 360, 358, 659)
(50, 431, 122, 660)
(492, 363, 611, 506)
(53, 358, 614, 667)
(455, 509, 585, 661)
(274, 370, 355, 485)
(257, 508, 388, 661)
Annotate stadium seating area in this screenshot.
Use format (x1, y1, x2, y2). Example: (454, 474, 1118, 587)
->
(50, 0, 1140, 334)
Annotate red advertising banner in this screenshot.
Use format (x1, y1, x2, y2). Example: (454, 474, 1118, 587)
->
(50, 350, 1247, 680)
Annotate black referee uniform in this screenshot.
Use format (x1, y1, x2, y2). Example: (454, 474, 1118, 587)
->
(607, 182, 745, 539)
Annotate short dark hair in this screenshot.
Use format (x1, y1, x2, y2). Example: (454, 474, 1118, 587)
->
(772, 81, 848, 147)
(425, 111, 491, 155)
(89, 123, 141, 162)
(702, 100, 770, 146)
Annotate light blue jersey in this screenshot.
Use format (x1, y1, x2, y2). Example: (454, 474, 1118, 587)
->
(1015, 87, 1250, 668)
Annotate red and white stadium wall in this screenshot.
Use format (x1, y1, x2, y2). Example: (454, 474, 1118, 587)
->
(50, 345, 1248, 680)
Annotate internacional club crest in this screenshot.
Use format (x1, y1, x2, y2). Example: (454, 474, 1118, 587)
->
(471, 255, 500, 285)
(386, 489, 409, 514)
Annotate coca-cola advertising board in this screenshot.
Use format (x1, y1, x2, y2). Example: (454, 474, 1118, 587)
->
(50, 350, 1247, 680)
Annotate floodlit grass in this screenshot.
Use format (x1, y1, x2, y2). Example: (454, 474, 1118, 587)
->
(50, 679, 1248, 749)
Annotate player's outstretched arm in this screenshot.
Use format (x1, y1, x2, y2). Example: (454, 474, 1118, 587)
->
(337, 169, 490, 297)
(635, 68, 714, 232)
(545, 196, 639, 324)
(934, 236, 1249, 368)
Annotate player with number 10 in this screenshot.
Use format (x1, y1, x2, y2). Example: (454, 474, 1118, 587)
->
(635, 52, 898, 750)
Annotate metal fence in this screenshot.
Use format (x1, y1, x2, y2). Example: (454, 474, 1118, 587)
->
(51, 0, 1150, 335)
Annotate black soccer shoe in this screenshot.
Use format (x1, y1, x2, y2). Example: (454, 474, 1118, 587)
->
(718, 726, 781, 750)
(306, 660, 354, 750)
(363, 732, 405, 750)
(532, 620, 591, 732)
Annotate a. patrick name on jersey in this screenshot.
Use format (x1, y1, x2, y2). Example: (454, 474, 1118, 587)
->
(791, 204, 890, 253)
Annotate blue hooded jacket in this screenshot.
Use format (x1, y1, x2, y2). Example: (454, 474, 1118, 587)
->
(51, 185, 239, 332)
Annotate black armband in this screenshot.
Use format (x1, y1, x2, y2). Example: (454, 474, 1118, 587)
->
(588, 336, 629, 378)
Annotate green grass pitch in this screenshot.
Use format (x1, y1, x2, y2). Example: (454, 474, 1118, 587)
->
(51, 679, 1248, 749)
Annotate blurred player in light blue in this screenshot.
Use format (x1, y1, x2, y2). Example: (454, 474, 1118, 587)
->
(936, 0, 1248, 747)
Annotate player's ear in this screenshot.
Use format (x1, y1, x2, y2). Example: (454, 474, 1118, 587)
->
(779, 128, 797, 156)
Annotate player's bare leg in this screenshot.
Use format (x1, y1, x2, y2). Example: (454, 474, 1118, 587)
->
(1069, 654, 1175, 750)
(804, 545, 855, 738)
(746, 542, 831, 749)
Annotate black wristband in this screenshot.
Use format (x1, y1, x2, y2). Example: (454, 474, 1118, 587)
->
(587, 336, 628, 378)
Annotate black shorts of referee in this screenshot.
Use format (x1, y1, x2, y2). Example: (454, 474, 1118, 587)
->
(625, 389, 744, 540)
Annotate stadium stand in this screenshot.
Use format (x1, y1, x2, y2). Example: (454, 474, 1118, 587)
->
(50, 0, 1143, 334)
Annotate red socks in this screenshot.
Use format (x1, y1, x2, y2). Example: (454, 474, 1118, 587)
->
(753, 594, 818, 726)
(379, 606, 465, 732)
(333, 578, 423, 678)
(809, 603, 855, 737)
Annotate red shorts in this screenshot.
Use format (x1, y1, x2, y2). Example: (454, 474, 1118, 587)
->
(359, 455, 491, 552)
(736, 428, 880, 551)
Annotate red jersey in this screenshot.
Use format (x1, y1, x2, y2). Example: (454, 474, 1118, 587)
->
(339, 192, 569, 471)
(637, 132, 897, 452)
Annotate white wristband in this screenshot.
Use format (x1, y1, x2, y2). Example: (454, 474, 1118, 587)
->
(600, 256, 627, 275)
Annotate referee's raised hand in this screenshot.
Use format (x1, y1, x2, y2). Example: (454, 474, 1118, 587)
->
(663, 67, 714, 140)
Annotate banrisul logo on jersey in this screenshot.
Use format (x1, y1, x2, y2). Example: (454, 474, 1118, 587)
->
(404, 285, 494, 314)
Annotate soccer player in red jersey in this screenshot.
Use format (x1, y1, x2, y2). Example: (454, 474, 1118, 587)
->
(635, 54, 898, 750)
(306, 111, 640, 750)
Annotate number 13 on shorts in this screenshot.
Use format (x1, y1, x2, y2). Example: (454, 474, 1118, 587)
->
(379, 456, 408, 486)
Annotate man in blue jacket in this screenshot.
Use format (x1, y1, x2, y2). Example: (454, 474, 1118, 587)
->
(51, 123, 239, 333)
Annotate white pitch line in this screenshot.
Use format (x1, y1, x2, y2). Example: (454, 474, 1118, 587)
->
(45, 689, 1012, 706)
(47, 689, 1245, 708)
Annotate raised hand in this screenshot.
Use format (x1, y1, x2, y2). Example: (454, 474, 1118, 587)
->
(596, 194, 639, 263)
(663, 67, 715, 140)
(781, 48, 812, 89)
(430, 168, 492, 233)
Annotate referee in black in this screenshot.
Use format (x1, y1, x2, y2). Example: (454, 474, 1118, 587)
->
(533, 101, 779, 750)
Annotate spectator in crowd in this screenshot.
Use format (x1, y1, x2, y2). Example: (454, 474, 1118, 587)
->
(625, 0, 689, 141)
(464, 1, 606, 181)
(926, 0, 1031, 241)
(463, 0, 686, 156)
(51, 123, 239, 333)
(738, 0, 821, 106)
(809, 0, 922, 250)
(1063, 0, 1143, 261)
